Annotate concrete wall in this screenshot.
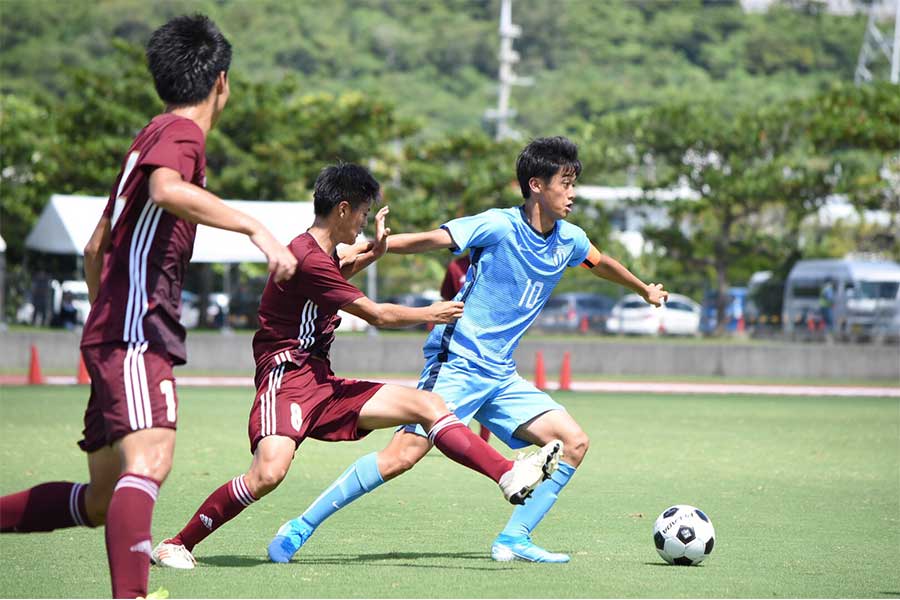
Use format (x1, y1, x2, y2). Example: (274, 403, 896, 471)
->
(2, 330, 898, 381)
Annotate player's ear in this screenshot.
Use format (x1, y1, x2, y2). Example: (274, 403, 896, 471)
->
(528, 176, 543, 196)
(216, 71, 227, 93)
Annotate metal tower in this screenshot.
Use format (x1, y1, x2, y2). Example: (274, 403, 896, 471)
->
(484, 0, 533, 140)
(854, 0, 900, 84)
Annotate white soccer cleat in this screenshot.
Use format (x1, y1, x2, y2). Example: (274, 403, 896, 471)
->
(151, 540, 197, 570)
(499, 439, 563, 505)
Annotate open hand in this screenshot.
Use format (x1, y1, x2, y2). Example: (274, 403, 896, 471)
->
(371, 206, 391, 259)
(643, 283, 669, 307)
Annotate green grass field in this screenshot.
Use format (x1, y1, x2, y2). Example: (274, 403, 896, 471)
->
(1, 385, 898, 598)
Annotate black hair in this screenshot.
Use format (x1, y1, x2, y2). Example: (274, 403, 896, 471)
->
(146, 14, 232, 106)
(516, 136, 582, 199)
(313, 163, 381, 216)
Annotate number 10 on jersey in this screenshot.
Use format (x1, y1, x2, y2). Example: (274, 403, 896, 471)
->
(518, 278, 544, 309)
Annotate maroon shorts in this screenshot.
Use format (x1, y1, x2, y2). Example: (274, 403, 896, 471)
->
(78, 342, 178, 452)
(247, 358, 383, 454)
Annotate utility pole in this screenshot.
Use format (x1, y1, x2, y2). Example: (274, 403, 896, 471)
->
(484, 0, 533, 140)
(854, 0, 900, 84)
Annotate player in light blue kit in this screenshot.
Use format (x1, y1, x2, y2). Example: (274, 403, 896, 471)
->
(268, 137, 669, 563)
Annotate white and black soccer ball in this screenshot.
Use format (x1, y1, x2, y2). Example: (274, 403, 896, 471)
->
(652, 504, 715, 566)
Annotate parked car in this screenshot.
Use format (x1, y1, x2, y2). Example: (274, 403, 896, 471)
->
(179, 291, 231, 330)
(606, 293, 701, 336)
(18, 279, 91, 327)
(533, 292, 615, 333)
(782, 259, 900, 341)
(180, 291, 200, 329)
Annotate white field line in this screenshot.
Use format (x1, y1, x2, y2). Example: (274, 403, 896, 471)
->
(33, 375, 900, 397)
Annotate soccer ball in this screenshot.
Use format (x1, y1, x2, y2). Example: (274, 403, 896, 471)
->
(652, 504, 715, 566)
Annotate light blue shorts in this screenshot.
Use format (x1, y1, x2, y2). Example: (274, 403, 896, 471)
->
(401, 353, 565, 450)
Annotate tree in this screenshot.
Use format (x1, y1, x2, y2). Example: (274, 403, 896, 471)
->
(594, 82, 895, 332)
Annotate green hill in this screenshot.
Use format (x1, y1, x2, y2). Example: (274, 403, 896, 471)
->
(0, 0, 867, 138)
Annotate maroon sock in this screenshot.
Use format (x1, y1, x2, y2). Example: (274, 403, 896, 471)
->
(105, 473, 159, 599)
(170, 475, 257, 552)
(0, 482, 91, 532)
(428, 414, 512, 482)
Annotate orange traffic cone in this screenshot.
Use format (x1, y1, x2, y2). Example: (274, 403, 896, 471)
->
(559, 351, 572, 391)
(28, 345, 45, 385)
(534, 351, 547, 390)
(77, 353, 91, 385)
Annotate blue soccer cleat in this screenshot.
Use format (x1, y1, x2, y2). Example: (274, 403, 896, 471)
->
(267, 518, 315, 563)
(490, 534, 571, 563)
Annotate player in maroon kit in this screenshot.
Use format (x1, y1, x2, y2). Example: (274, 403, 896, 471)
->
(0, 15, 296, 599)
(150, 163, 563, 569)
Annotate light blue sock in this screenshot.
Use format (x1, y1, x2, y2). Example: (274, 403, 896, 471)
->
(298, 452, 384, 529)
(499, 460, 576, 539)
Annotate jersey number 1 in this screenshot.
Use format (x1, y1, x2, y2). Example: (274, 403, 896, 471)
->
(518, 278, 544, 309)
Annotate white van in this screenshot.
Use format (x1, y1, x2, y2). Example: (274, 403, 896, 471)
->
(783, 259, 900, 340)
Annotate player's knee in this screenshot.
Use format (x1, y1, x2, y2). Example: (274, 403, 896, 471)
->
(124, 453, 173, 483)
(564, 430, 590, 466)
(249, 464, 288, 497)
(414, 391, 444, 423)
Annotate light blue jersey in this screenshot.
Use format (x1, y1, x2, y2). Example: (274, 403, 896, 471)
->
(423, 207, 591, 376)
(405, 207, 591, 449)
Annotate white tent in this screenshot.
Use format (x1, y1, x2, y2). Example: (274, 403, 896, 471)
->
(25, 194, 317, 262)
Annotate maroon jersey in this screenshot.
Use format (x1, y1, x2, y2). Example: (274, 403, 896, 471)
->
(440, 254, 471, 300)
(252, 232, 364, 377)
(81, 114, 206, 365)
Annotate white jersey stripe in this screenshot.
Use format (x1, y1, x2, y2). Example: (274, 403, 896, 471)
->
(129, 204, 154, 342)
(135, 206, 163, 341)
(123, 201, 155, 341)
(297, 300, 317, 350)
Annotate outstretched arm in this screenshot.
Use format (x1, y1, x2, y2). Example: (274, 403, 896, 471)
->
(149, 167, 297, 282)
(582, 244, 668, 306)
(385, 228, 456, 255)
(342, 296, 464, 329)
